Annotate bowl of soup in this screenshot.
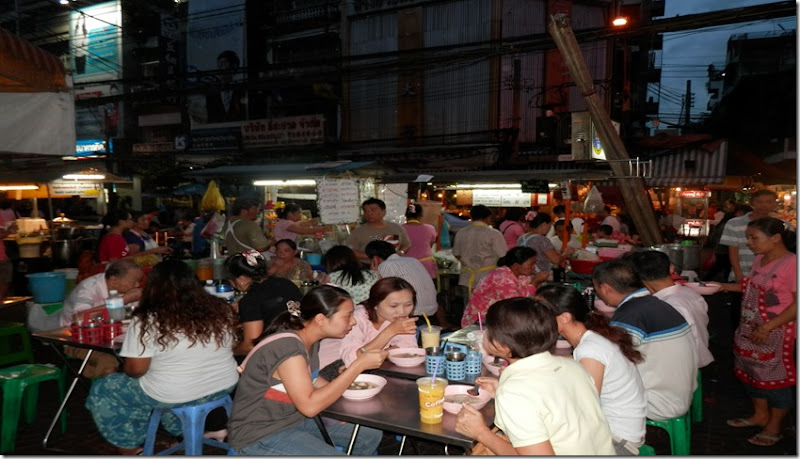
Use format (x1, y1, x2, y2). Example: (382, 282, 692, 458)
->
(442, 384, 492, 414)
(387, 347, 426, 367)
(342, 374, 387, 401)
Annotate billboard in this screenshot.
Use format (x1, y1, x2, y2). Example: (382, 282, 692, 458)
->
(70, 1, 122, 84)
(186, 0, 247, 130)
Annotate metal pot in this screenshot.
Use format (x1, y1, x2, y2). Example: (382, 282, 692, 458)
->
(54, 226, 83, 240)
(651, 244, 684, 272)
(52, 239, 83, 268)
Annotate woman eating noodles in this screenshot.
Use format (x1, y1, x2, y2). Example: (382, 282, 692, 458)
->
(318, 277, 419, 370)
(85, 259, 239, 455)
(226, 285, 386, 455)
(455, 297, 615, 455)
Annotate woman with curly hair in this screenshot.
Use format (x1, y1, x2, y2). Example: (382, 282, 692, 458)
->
(226, 250, 302, 356)
(321, 245, 379, 305)
(535, 284, 647, 455)
(85, 259, 239, 455)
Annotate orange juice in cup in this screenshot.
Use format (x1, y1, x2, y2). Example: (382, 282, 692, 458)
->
(416, 377, 448, 423)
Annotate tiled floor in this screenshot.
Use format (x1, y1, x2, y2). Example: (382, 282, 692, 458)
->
(5, 292, 797, 455)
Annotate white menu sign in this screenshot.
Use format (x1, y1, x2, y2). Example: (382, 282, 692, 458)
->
(472, 189, 532, 207)
(317, 178, 361, 224)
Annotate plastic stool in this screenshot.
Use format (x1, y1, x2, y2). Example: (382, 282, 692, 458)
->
(646, 411, 691, 455)
(638, 444, 656, 455)
(0, 322, 35, 366)
(0, 364, 66, 453)
(143, 394, 234, 455)
(691, 370, 703, 423)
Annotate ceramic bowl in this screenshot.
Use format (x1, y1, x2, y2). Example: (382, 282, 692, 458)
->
(387, 347, 426, 367)
(684, 281, 722, 295)
(482, 355, 507, 376)
(342, 374, 387, 401)
(442, 384, 492, 414)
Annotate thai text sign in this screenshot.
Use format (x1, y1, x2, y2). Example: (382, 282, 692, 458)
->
(241, 115, 324, 149)
(51, 179, 103, 198)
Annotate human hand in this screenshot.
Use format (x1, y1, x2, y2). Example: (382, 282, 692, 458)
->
(475, 376, 499, 397)
(386, 317, 418, 337)
(532, 271, 550, 285)
(455, 403, 488, 439)
(734, 272, 744, 283)
(749, 324, 771, 344)
(354, 348, 388, 370)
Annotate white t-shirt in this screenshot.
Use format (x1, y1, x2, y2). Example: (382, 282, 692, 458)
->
(494, 352, 615, 455)
(653, 284, 715, 368)
(573, 331, 647, 443)
(120, 318, 239, 403)
(60, 273, 108, 326)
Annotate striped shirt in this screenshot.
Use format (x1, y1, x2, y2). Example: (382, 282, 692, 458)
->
(378, 254, 438, 316)
(719, 212, 787, 280)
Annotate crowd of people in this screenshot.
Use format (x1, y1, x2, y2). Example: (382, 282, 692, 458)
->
(21, 188, 794, 454)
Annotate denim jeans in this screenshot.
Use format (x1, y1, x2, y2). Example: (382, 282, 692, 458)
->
(236, 417, 382, 455)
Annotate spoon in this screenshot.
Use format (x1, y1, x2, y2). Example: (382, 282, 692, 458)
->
(467, 381, 480, 397)
(698, 280, 708, 287)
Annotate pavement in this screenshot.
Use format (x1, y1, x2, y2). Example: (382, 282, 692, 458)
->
(3, 291, 797, 456)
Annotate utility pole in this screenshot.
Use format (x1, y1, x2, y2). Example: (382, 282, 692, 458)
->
(511, 59, 521, 157)
(684, 79, 692, 128)
(547, 13, 662, 246)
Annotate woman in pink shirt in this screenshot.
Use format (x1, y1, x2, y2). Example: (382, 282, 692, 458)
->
(498, 207, 526, 249)
(318, 277, 419, 369)
(402, 203, 438, 278)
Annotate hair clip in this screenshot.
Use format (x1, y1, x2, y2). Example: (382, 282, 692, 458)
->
(286, 300, 301, 317)
(409, 204, 416, 213)
(525, 210, 537, 221)
(242, 249, 263, 267)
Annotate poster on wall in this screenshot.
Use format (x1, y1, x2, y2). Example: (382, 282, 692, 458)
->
(186, 0, 247, 129)
(377, 183, 408, 225)
(70, 2, 122, 84)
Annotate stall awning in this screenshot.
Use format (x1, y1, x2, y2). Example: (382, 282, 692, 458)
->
(643, 139, 728, 187)
(0, 27, 66, 93)
(185, 161, 376, 179)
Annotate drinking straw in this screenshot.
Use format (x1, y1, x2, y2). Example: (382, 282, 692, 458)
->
(431, 358, 441, 387)
(421, 312, 432, 329)
(477, 313, 483, 332)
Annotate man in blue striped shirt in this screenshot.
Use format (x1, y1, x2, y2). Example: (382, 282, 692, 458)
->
(593, 260, 698, 421)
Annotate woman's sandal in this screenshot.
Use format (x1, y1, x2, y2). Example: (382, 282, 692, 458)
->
(747, 433, 783, 446)
(726, 418, 764, 428)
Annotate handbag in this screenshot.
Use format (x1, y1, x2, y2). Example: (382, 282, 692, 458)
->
(469, 427, 508, 455)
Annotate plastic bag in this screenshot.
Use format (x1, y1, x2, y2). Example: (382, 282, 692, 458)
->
(201, 211, 226, 239)
(200, 180, 226, 212)
(583, 185, 605, 214)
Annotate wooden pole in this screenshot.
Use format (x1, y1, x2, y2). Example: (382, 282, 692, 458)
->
(547, 14, 662, 246)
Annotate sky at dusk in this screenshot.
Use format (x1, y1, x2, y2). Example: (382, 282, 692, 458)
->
(656, 0, 796, 125)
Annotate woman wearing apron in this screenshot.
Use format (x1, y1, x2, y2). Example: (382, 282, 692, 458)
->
(721, 217, 796, 447)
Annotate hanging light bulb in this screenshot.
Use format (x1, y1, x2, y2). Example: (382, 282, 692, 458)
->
(612, 1, 627, 27)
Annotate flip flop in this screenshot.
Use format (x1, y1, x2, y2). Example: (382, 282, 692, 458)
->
(726, 418, 763, 428)
(747, 433, 783, 446)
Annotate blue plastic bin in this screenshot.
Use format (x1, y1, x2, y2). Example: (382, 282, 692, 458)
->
(26, 272, 67, 304)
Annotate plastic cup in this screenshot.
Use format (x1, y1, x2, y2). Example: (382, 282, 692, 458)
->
(416, 377, 448, 424)
(420, 325, 441, 349)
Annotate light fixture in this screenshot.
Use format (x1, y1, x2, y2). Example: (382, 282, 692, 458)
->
(612, 1, 627, 27)
(253, 179, 317, 186)
(454, 184, 522, 189)
(59, 0, 68, 4)
(63, 173, 105, 180)
(0, 185, 39, 191)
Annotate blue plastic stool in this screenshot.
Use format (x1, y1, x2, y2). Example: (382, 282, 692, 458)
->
(143, 394, 234, 456)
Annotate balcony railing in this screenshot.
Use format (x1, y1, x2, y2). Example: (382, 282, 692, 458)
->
(275, 3, 340, 24)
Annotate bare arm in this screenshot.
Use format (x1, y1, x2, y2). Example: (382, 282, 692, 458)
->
(279, 349, 386, 417)
(543, 248, 565, 267)
(577, 358, 605, 395)
(123, 357, 150, 378)
(728, 245, 743, 282)
(234, 320, 264, 355)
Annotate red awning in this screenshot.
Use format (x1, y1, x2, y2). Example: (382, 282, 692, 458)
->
(0, 27, 66, 93)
